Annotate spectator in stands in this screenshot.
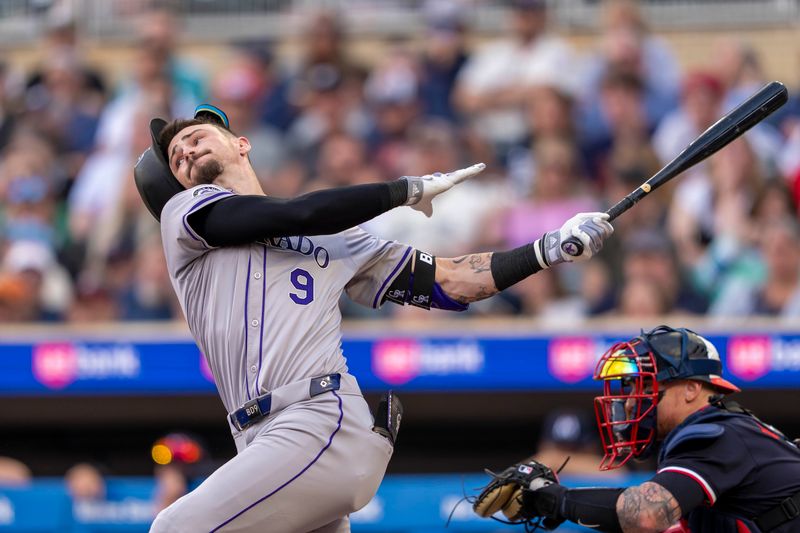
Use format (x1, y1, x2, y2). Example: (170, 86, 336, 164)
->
(581, 70, 653, 181)
(619, 229, 708, 315)
(211, 61, 285, 176)
(507, 79, 578, 194)
(67, 36, 187, 290)
(708, 38, 783, 167)
(455, 0, 577, 158)
(496, 137, 599, 249)
(292, 9, 358, 84)
(600, 138, 665, 238)
(0, 457, 31, 486)
(536, 409, 624, 477)
(711, 217, 800, 318)
(119, 236, 178, 321)
(580, 0, 680, 133)
(508, 267, 582, 321)
(418, 0, 469, 123)
(670, 137, 763, 269)
(364, 46, 422, 178)
(232, 41, 296, 132)
(136, 5, 206, 104)
(308, 132, 370, 189)
(1, 172, 57, 249)
(3, 240, 71, 321)
(653, 71, 724, 184)
(65, 463, 106, 503)
(0, 273, 33, 323)
(712, 38, 767, 112)
(616, 276, 672, 318)
(66, 284, 119, 323)
(23, 50, 103, 183)
(363, 120, 510, 258)
(0, 62, 19, 153)
(286, 62, 369, 173)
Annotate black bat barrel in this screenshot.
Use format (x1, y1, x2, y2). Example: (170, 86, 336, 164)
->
(565, 81, 788, 253)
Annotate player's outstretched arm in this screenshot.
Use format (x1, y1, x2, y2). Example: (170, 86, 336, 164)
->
(188, 164, 485, 247)
(435, 212, 613, 304)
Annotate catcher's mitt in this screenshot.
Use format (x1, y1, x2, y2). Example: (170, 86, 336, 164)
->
(473, 457, 559, 522)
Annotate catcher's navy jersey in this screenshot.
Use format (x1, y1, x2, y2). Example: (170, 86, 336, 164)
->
(656, 405, 800, 532)
(161, 184, 413, 415)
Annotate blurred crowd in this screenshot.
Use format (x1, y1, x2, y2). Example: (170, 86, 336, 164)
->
(2, 0, 800, 324)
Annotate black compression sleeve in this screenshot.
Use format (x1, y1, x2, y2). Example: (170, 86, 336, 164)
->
(561, 488, 624, 533)
(188, 180, 409, 247)
(490, 242, 544, 291)
(650, 471, 706, 514)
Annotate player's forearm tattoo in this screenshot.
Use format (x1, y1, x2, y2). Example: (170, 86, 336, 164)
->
(436, 254, 499, 303)
(616, 482, 682, 533)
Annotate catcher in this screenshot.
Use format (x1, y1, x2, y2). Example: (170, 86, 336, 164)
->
(473, 326, 800, 532)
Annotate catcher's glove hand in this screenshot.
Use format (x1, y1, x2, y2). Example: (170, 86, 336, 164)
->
(473, 457, 559, 523)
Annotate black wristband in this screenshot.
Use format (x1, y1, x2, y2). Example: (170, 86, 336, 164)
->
(562, 488, 625, 533)
(490, 242, 544, 291)
(388, 178, 409, 208)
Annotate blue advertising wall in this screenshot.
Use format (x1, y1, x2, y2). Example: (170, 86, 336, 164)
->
(0, 473, 652, 533)
(0, 329, 798, 394)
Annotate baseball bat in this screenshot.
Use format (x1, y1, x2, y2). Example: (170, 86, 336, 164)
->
(561, 80, 788, 257)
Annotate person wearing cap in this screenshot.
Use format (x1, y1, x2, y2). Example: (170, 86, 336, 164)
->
(476, 326, 800, 532)
(135, 104, 613, 532)
(454, 0, 577, 154)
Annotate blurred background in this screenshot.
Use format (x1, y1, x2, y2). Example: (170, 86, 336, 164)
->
(0, 0, 800, 531)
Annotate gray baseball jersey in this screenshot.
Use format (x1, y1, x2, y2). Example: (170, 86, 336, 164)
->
(151, 184, 409, 532)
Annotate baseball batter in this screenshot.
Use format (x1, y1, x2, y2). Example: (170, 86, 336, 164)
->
(133, 104, 613, 533)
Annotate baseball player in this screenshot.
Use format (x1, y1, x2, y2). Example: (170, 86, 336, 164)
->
(133, 104, 613, 533)
(473, 326, 800, 532)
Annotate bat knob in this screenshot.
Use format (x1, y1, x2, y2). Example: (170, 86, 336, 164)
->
(561, 237, 584, 257)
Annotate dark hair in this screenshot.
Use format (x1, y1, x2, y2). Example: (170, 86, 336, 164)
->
(157, 117, 236, 162)
(601, 68, 645, 94)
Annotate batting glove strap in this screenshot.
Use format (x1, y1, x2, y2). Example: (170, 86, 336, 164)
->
(403, 176, 425, 206)
(533, 231, 562, 269)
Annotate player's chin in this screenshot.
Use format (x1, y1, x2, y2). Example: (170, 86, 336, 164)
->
(192, 159, 224, 186)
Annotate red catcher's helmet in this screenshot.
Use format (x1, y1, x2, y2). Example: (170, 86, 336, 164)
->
(593, 326, 740, 470)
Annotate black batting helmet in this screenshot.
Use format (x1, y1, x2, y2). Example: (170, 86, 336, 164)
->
(133, 104, 231, 222)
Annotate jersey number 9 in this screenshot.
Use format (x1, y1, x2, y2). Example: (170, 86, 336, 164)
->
(290, 268, 314, 305)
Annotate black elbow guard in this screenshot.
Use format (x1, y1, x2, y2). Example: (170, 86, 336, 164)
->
(381, 250, 467, 311)
(383, 250, 436, 310)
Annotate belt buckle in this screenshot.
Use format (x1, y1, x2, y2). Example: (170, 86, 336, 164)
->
(234, 398, 263, 431)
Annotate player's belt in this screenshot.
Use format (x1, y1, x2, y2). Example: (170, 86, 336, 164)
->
(229, 373, 342, 431)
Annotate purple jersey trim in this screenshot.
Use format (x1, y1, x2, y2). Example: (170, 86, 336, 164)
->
(211, 390, 344, 532)
(243, 256, 252, 401)
(431, 282, 469, 312)
(372, 246, 413, 309)
(181, 190, 233, 248)
(254, 245, 267, 398)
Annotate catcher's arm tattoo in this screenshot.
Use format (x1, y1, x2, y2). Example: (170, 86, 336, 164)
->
(435, 254, 499, 304)
(616, 482, 682, 533)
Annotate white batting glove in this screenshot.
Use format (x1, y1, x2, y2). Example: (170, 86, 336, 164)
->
(533, 212, 614, 269)
(404, 163, 486, 217)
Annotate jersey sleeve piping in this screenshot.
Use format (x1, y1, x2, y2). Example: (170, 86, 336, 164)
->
(371, 246, 413, 309)
(657, 466, 717, 505)
(181, 190, 234, 249)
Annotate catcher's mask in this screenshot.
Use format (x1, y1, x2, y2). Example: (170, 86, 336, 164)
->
(133, 104, 230, 221)
(593, 325, 740, 470)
